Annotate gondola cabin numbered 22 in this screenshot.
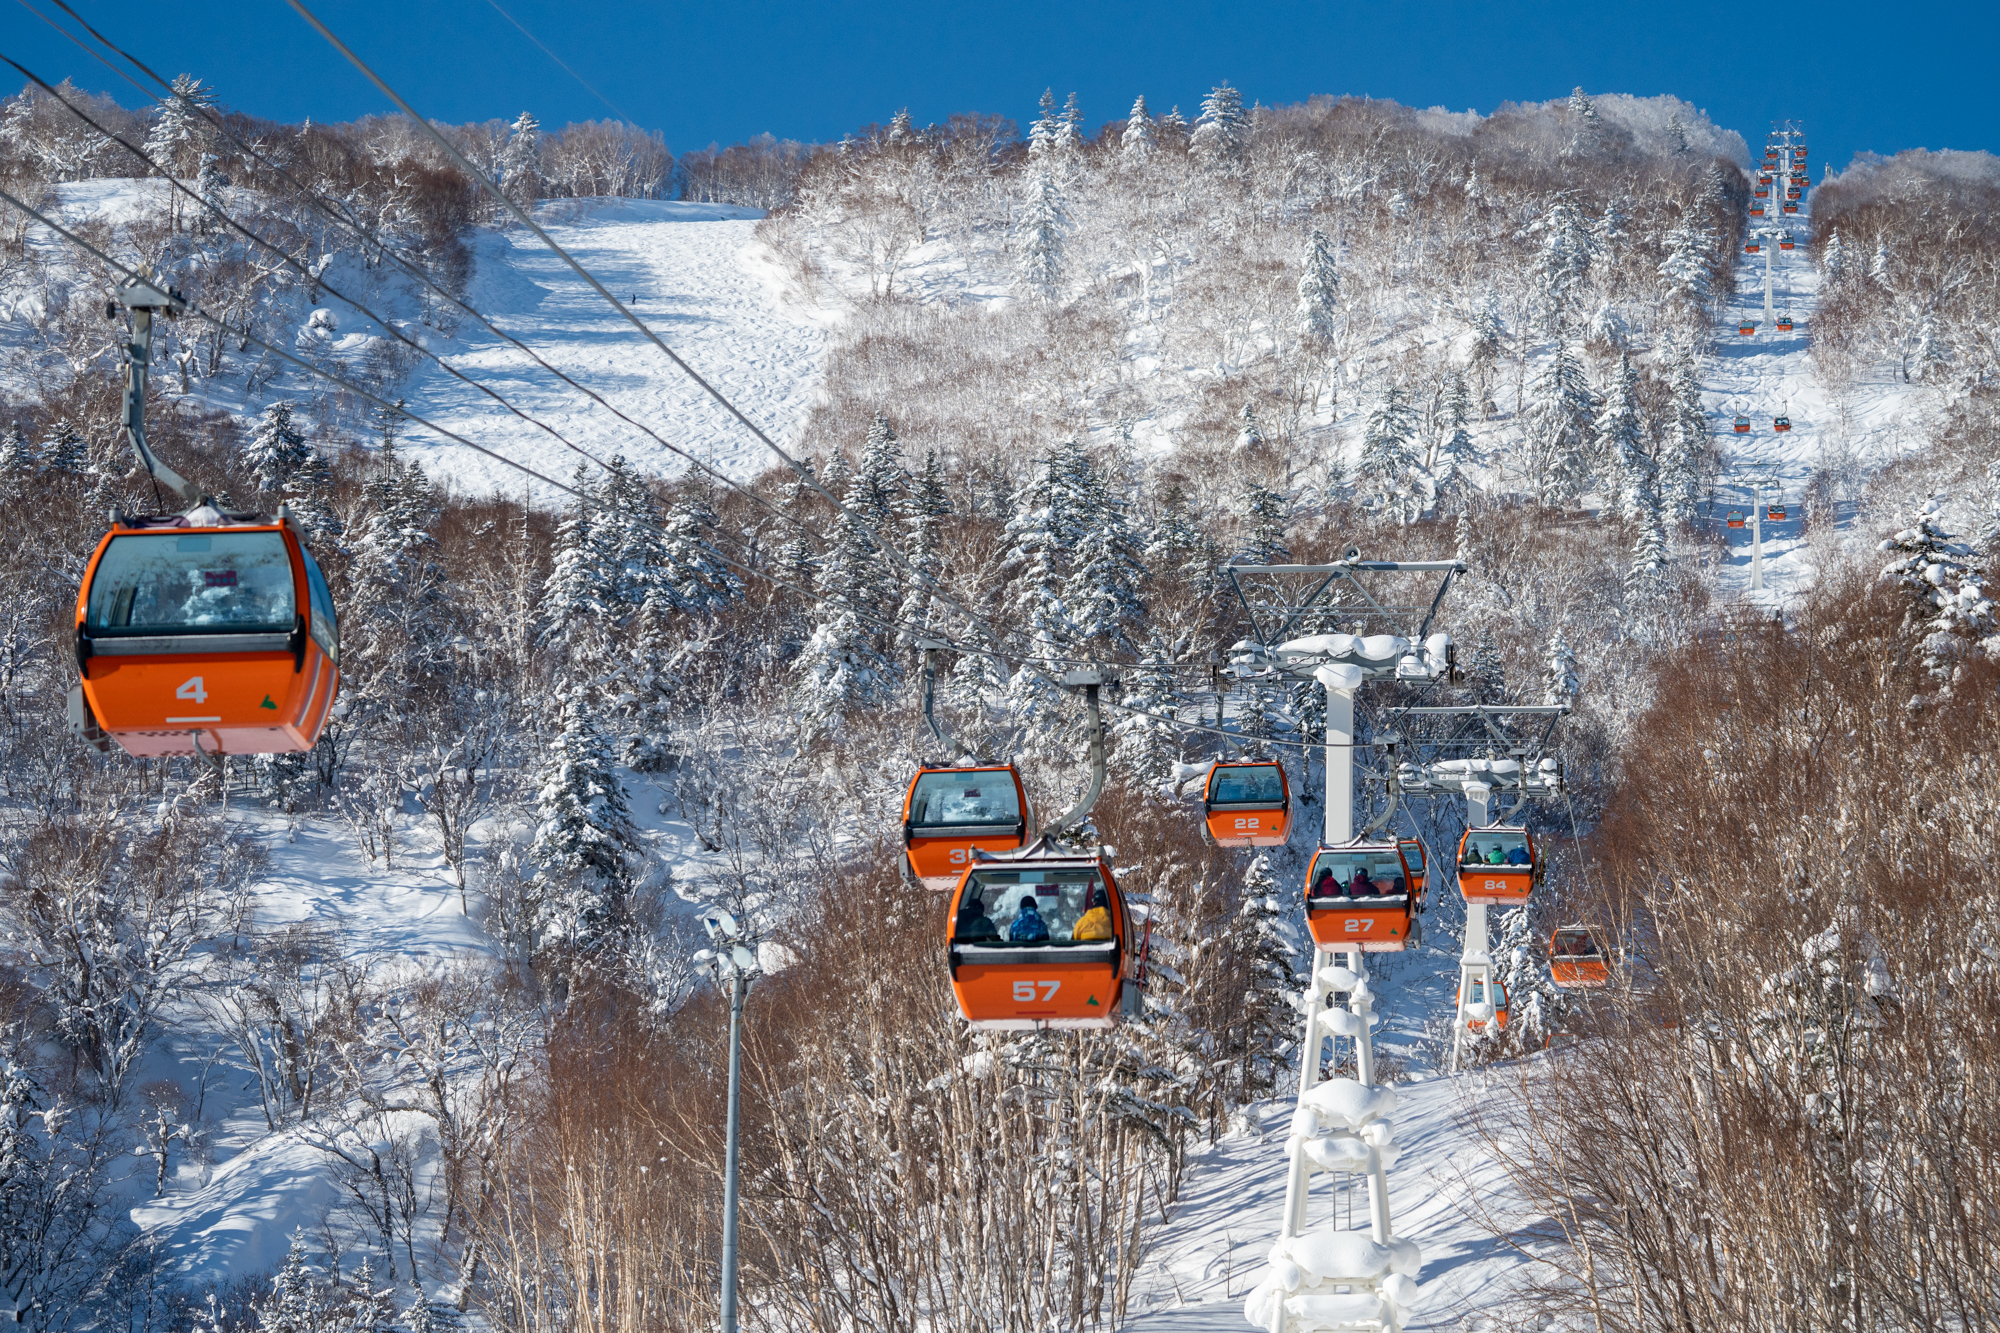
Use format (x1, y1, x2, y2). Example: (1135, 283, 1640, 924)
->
(1303, 841, 1422, 951)
(902, 765, 1032, 890)
(73, 508, 340, 757)
(946, 856, 1129, 1029)
(1201, 761, 1292, 847)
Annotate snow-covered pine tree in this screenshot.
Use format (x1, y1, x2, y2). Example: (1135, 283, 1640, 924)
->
(538, 464, 619, 678)
(1492, 906, 1564, 1051)
(1658, 215, 1713, 308)
(256, 1234, 329, 1333)
(886, 108, 916, 145)
(1228, 853, 1303, 1103)
(404, 1294, 464, 1333)
(895, 446, 952, 647)
(194, 152, 229, 221)
(1821, 227, 1850, 286)
(143, 74, 215, 179)
(1016, 167, 1067, 305)
(1658, 344, 1710, 521)
(1001, 442, 1082, 647)
(1597, 352, 1646, 511)
(531, 689, 639, 963)
(1542, 634, 1580, 705)
(342, 1257, 397, 1333)
(657, 487, 740, 616)
(1564, 86, 1602, 158)
(1454, 507, 1474, 566)
(1625, 500, 1670, 611)
(1358, 385, 1426, 523)
(1055, 93, 1085, 155)
(244, 400, 310, 493)
(1426, 369, 1475, 503)
(1296, 227, 1341, 347)
(1869, 233, 1891, 286)
(1240, 482, 1290, 565)
(1063, 454, 1147, 654)
(0, 422, 34, 479)
(1667, 109, 1691, 155)
(1469, 631, 1506, 701)
(1526, 195, 1598, 328)
(1236, 401, 1266, 451)
(1120, 95, 1156, 164)
(1026, 89, 1065, 164)
(851, 412, 908, 529)
(1521, 339, 1594, 506)
(1879, 501, 1997, 677)
(285, 446, 342, 543)
(40, 419, 87, 476)
(1190, 83, 1247, 172)
(500, 111, 542, 213)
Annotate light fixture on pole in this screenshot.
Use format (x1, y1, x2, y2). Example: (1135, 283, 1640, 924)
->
(701, 909, 760, 1333)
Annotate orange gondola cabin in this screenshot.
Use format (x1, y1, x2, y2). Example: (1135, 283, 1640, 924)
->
(1456, 825, 1537, 906)
(1779, 233, 1796, 250)
(1738, 321, 1758, 335)
(1733, 415, 1752, 433)
(72, 508, 339, 757)
(1753, 186, 1769, 199)
(1549, 926, 1609, 989)
(1397, 836, 1428, 905)
(1458, 976, 1510, 1031)
(1776, 315, 1794, 332)
(1727, 509, 1746, 529)
(903, 765, 1032, 890)
(1767, 502, 1788, 521)
(1745, 238, 1761, 253)
(1304, 841, 1420, 952)
(1749, 202, 1766, 216)
(946, 854, 1128, 1028)
(1202, 761, 1292, 847)
(1774, 415, 1792, 432)
(1782, 202, 1799, 214)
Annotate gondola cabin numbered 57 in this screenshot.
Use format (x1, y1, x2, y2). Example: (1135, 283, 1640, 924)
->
(1202, 761, 1292, 847)
(1304, 842, 1420, 952)
(946, 856, 1128, 1029)
(902, 765, 1032, 890)
(1457, 825, 1538, 906)
(73, 510, 340, 757)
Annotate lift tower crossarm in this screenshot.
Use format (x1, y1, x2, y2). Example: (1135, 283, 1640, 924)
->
(110, 272, 200, 506)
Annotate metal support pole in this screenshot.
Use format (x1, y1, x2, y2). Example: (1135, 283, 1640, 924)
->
(720, 969, 747, 1333)
(1319, 665, 1361, 846)
(1752, 478, 1765, 592)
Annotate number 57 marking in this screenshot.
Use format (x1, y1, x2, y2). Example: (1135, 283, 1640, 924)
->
(1012, 980, 1060, 1001)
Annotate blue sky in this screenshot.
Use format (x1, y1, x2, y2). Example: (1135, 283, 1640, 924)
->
(9, 0, 1996, 176)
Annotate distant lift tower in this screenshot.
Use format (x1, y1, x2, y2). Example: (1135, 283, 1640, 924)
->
(1231, 556, 1460, 1333)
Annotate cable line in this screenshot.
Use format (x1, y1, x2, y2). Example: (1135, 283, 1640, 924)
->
(478, 0, 642, 128)
(21, 0, 823, 543)
(282, 0, 1013, 654)
(0, 184, 584, 500)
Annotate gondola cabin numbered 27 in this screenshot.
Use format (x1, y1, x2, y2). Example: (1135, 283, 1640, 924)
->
(1202, 761, 1292, 847)
(946, 856, 1128, 1029)
(902, 765, 1032, 890)
(1457, 825, 1537, 906)
(1304, 841, 1420, 952)
(73, 509, 340, 757)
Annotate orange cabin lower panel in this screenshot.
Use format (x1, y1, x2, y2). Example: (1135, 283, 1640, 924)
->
(906, 833, 1026, 890)
(82, 646, 337, 757)
(1552, 960, 1610, 989)
(1307, 902, 1412, 952)
(1205, 808, 1290, 847)
(952, 958, 1121, 1029)
(1459, 868, 1533, 906)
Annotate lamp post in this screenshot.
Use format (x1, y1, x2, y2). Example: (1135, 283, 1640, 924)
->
(702, 910, 759, 1333)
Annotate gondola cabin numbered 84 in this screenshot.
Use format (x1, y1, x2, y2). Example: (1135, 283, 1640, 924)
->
(73, 510, 339, 757)
(1202, 761, 1292, 847)
(1304, 841, 1420, 952)
(1457, 825, 1537, 906)
(946, 856, 1128, 1029)
(902, 765, 1032, 890)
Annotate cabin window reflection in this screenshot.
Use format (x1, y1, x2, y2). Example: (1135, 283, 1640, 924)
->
(910, 772, 1021, 827)
(1211, 765, 1285, 805)
(1461, 829, 1531, 867)
(1307, 851, 1407, 901)
(86, 532, 295, 635)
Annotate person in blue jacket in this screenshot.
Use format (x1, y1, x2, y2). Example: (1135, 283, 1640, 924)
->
(1009, 895, 1051, 942)
(1506, 843, 1531, 866)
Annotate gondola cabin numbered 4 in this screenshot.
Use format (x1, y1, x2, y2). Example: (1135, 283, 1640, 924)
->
(1458, 977, 1510, 1031)
(73, 510, 339, 757)
(902, 765, 1032, 890)
(1456, 825, 1537, 906)
(1202, 761, 1292, 847)
(1303, 841, 1423, 952)
(946, 856, 1130, 1029)
(1549, 926, 1609, 990)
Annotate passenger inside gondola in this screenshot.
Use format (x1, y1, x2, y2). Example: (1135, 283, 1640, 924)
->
(956, 894, 999, 940)
(908, 772, 1022, 827)
(1465, 829, 1532, 867)
(956, 867, 1110, 946)
(85, 532, 296, 634)
(1307, 850, 1408, 901)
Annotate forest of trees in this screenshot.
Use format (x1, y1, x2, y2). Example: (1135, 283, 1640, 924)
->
(0, 64, 1997, 1332)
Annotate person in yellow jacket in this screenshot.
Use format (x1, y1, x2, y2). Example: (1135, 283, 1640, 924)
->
(1072, 888, 1115, 941)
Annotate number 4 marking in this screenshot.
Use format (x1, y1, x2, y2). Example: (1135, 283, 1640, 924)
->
(176, 676, 208, 703)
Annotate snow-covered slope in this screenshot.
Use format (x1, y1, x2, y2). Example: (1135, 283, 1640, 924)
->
(398, 199, 827, 495)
